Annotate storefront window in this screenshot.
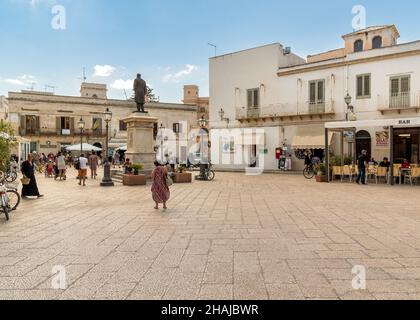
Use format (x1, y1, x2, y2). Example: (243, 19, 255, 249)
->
(394, 128, 420, 164)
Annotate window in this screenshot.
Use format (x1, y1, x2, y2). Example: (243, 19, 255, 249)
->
(57, 117, 74, 135)
(25, 115, 39, 135)
(356, 74, 371, 98)
(92, 118, 102, 134)
(309, 80, 325, 104)
(390, 75, 411, 108)
(173, 123, 182, 134)
(61, 117, 71, 130)
(372, 36, 382, 49)
(119, 120, 127, 131)
(247, 89, 259, 108)
(354, 39, 364, 53)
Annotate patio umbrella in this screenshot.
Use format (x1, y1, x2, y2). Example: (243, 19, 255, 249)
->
(65, 143, 102, 152)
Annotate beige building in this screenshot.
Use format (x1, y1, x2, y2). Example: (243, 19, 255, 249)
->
(6, 83, 198, 158)
(183, 85, 209, 129)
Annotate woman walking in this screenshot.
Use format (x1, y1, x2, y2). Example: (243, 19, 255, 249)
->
(21, 154, 44, 199)
(88, 151, 99, 179)
(56, 152, 67, 180)
(151, 161, 170, 210)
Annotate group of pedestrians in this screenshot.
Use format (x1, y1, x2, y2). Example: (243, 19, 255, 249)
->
(20, 149, 172, 210)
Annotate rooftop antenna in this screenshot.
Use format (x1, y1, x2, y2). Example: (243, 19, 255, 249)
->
(123, 88, 128, 100)
(208, 43, 217, 57)
(44, 85, 57, 94)
(78, 67, 87, 83)
(27, 82, 35, 91)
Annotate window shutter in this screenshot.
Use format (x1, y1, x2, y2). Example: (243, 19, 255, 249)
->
(364, 75, 371, 96)
(20, 115, 26, 135)
(70, 117, 75, 134)
(391, 78, 400, 95)
(309, 82, 316, 103)
(247, 90, 252, 108)
(36, 116, 40, 134)
(401, 77, 410, 93)
(56, 117, 61, 135)
(317, 81, 324, 102)
(253, 89, 259, 107)
(357, 76, 363, 97)
(173, 123, 178, 133)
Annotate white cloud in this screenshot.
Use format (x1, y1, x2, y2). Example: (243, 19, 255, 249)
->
(93, 65, 116, 77)
(110, 79, 132, 90)
(4, 74, 37, 86)
(162, 64, 198, 83)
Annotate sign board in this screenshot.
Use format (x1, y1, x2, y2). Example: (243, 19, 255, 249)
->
(344, 131, 355, 142)
(61, 129, 71, 136)
(376, 131, 389, 147)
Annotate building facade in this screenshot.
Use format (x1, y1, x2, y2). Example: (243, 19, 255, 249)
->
(6, 83, 198, 159)
(209, 25, 420, 171)
(183, 85, 209, 129)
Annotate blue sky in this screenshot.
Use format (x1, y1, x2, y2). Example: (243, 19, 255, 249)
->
(1, 0, 420, 102)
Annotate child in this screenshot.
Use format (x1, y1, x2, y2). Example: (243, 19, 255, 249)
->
(47, 161, 54, 178)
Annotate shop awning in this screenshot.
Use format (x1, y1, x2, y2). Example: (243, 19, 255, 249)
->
(292, 126, 333, 149)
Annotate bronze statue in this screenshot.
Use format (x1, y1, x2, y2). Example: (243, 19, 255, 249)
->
(133, 73, 147, 113)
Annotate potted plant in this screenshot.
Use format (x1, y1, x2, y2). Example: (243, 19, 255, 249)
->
(130, 163, 143, 176)
(173, 164, 192, 183)
(315, 162, 327, 183)
(123, 163, 146, 186)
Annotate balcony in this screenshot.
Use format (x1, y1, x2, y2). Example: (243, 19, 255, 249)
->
(309, 101, 326, 114)
(390, 92, 410, 109)
(235, 100, 335, 124)
(378, 91, 420, 115)
(19, 128, 107, 137)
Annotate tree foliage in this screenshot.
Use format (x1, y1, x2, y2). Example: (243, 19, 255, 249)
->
(0, 120, 16, 170)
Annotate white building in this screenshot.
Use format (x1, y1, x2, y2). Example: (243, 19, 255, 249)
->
(209, 25, 420, 171)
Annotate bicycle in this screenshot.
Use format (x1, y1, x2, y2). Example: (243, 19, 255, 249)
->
(303, 163, 316, 179)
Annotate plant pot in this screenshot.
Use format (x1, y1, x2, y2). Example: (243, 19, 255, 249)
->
(173, 172, 192, 183)
(133, 169, 139, 176)
(123, 174, 146, 186)
(315, 175, 327, 183)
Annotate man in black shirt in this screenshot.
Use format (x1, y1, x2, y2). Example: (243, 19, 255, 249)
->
(379, 157, 391, 172)
(356, 150, 369, 185)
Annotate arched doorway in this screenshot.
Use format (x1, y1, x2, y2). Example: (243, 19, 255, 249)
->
(93, 142, 102, 149)
(356, 130, 372, 157)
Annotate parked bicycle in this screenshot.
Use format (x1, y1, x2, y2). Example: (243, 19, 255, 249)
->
(303, 163, 316, 179)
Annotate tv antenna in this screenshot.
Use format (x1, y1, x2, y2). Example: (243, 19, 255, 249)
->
(78, 67, 87, 83)
(123, 88, 128, 100)
(27, 82, 36, 91)
(44, 85, 57, 93)
(208, 43, 217, 57)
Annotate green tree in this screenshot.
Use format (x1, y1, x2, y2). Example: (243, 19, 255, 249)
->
(0, 120, 16, 170)
(127, 86, 159, 103)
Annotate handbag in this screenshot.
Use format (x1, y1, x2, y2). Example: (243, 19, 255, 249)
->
(21, 175, 31, 185)
(166, 175, 173, 187)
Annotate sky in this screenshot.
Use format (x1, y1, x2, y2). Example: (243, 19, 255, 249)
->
(0, 0, 420, 103)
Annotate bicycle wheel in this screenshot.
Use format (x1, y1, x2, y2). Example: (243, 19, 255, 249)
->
(5, 171, 17, 183)
(1, 205, 9, 221)
(303, 168, 315, 179)
(6, 190, 20, 211)
(206, 170, 215, 181)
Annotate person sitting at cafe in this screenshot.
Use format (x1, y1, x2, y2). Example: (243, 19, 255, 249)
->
(401, 159, 411, 169)
(379, 157, 391, 172)
(369, 158, 378, 166)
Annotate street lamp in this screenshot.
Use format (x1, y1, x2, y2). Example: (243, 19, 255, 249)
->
(100, 107, 114, 187)
(78, 117, 85, 156)
(159, 124, 165, 164)
(344, 94, 353, 121)
(198, 115, 207, 128)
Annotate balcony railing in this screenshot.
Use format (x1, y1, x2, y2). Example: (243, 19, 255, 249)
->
(390, 92, 410, 109)
(308, 101, 326, 114)
(19, 129, 107, 137)
(236, 107, 261, 120)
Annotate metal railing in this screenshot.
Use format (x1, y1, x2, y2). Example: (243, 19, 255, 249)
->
(236, 107, 260, 119)
(390, 92, 410, 109)
(308, 101, 326, 114)
(19, 129, 107, 137)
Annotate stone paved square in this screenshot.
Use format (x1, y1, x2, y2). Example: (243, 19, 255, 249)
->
(1, 170, 420, 300)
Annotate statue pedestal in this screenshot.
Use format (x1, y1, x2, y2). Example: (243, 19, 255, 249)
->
(124, 114, 158, 173)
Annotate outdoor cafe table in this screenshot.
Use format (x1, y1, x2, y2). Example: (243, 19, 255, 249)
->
(400, 168, 412, 185)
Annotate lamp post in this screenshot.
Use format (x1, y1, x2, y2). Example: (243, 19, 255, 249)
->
(78, 117, 85, 156)
(100, 108, 114, 187)
(159, 124, 165, 164)
(196, 115, 209, 181)
(344, 94, 352, 122)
